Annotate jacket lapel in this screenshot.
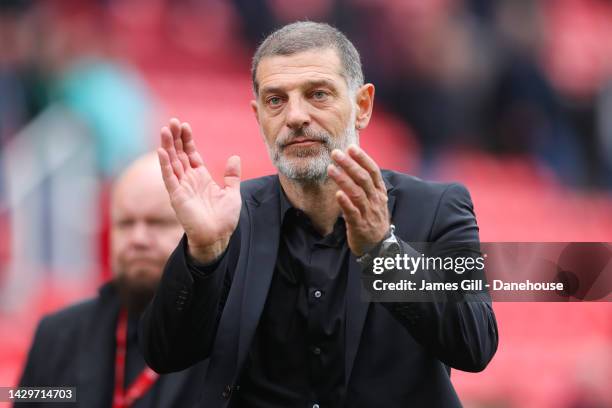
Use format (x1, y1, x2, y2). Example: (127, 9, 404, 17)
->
(156, 362, 208, 407)
(345, 176, 396, 387)
(156, 370, 189, 407)
(237, 177, 282, 369)
(77, 283, 120, 408)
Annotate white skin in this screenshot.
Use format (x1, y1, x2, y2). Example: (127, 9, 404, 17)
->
(158, 48, 390, 263)
(111, 154, 183, 292)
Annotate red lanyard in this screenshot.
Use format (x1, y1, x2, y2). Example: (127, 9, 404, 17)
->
(113, 309, 159, 408)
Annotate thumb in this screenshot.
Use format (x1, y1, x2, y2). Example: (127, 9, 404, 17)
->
(223, 155, 241, 189)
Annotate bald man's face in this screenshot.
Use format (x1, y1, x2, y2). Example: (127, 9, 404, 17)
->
(110, 161, 182, 311)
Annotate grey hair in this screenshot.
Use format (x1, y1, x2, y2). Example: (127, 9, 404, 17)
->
(251, 21, 364, 96)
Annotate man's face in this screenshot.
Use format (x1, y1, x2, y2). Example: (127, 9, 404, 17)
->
(110, 162, 183, 308)
(252, 48, 359, 183)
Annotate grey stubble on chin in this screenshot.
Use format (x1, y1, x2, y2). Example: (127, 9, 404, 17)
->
(267, 122, 359, 185)
(274, 145, 331, 183)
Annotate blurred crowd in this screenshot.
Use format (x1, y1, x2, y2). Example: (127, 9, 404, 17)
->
(234, 0, 612, 189)
(2, 0, 612, 189)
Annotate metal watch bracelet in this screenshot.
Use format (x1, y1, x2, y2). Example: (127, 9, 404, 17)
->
(356, 224, 400, 266)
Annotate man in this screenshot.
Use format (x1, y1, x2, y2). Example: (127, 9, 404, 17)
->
(140, 22, 498, 407)
(17, 154, 207, 408)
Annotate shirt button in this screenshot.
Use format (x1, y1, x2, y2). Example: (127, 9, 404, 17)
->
(313, 290, 322, 298)
(312, 346, 321, 355)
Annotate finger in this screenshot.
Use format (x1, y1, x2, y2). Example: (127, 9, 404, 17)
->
(161, 126, 184, 179)
(223, 155, 241, 189)
(169, 117, 182, 138)
(347, 144, 385, 191)
(157, 148, 181, 194)
(331, 149, 377, 198)
(180, 122, 204, 168)
(168, 118, 182, 155)
(172, 121, 212, 182)
(168, 119, 190, 170)
(327, 164, 367, 214)
(336, 190, 361, 225)
(174, 124, 191, 170)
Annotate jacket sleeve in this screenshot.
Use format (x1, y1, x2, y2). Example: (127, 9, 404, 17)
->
(382, 183, 499, 372)
(138, 230, 238, 374)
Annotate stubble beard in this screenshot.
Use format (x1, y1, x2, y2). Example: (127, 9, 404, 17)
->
(266, 118, 359, 185)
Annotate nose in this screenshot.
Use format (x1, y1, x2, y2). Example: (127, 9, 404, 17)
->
(128, 222, 151, 248)
(285, 96, 310, 131)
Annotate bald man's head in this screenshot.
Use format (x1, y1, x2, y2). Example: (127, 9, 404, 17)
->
(110, 153, 183, 314)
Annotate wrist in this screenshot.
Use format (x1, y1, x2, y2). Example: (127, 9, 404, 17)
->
(355, 223, 391, 257)
(187, 236, 230, 264)
(356, 224, 400, 266)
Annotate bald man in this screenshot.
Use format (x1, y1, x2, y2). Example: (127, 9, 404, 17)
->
(16, 154, 207, 408)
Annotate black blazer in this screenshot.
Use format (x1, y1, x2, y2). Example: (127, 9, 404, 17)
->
(140, 171, 499, 408)
(17, 283, 207, 408)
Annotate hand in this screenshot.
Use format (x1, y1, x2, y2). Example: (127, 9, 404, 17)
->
(327, 145, 390, 256)
(158, 118, 242, 263)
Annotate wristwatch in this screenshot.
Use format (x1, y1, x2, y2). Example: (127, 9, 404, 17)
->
(356, 224, 401, 266)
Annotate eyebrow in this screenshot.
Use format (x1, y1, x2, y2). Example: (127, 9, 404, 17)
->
(260, 79, 338, 97)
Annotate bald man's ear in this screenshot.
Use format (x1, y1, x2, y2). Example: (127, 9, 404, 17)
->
(250, 100, 260, 125)
(354, 84, 375, 130)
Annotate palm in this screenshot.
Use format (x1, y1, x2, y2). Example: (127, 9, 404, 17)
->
(158, 118, 241, 253)
(170, 166, 241, 247)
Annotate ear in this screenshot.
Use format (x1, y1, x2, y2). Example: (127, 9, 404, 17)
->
(354, 83, 375, 130)
(250, 99, 260, 125)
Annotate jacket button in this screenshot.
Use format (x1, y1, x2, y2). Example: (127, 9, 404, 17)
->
(222, 385, 232, 399)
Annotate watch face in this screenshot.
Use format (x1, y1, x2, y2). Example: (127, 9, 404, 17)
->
(381, 234, 401, 255)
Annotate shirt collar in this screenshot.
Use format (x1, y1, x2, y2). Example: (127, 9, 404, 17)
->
(279, 186, 294, 223)
(278, 185, 346, 238)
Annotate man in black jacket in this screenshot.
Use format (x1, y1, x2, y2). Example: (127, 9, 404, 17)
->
(17, 154, 207, 407)
(140, 21, 498, 408)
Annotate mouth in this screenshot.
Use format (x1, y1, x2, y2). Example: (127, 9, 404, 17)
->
(125, 258, 159, 269)
(284, 138, 323, 148)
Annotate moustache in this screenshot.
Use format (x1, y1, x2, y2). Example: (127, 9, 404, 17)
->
(277, 127, 331, 149)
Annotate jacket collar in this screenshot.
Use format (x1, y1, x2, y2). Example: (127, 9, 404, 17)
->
(77, 282, 121, 408)
(248, 172, 396, 206)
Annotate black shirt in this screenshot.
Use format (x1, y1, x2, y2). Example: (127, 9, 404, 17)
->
(234, 190, 350, 408)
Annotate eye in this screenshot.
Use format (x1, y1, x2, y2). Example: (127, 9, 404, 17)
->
(146, 218, 179, 229)
(311, 90, 329, 101)
(116, 219, 134, 229)
(266, 96, 283, 107)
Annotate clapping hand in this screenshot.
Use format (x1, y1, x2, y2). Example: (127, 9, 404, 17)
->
(158, 118, 242, 263)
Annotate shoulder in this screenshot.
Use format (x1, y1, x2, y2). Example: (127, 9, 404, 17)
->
(381, 170, 472, 204)
(18, 297, 101, 386)
(381, 170, 478, 241)
(35, 297, 98, 337)
(22, 298, 98, 372)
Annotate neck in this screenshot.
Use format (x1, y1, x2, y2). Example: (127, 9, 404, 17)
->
(279, 174, 341, 236)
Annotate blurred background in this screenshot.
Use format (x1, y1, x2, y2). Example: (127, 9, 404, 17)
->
(0, 0, 611, 407)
